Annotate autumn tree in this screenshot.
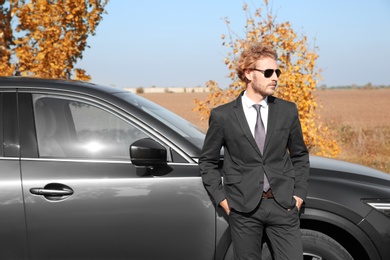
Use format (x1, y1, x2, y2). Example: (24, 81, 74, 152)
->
(194, 1, 340, 157)
(0, 0, 15, 75)
(0, 0, 108, 80)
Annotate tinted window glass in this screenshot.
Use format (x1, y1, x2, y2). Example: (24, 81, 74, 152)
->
(33, 94, 148, 160)
(115, 92, 205, 149)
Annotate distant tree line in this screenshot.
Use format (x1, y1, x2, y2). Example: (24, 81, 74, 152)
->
(318, 84, 390, 90)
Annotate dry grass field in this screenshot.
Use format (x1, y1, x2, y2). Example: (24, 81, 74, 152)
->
(141, 88, 390, 173)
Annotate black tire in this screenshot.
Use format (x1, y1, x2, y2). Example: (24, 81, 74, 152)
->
(301, 229, 353, 260)
(260, 229, 353, 260)
(225, 229, 354, 260)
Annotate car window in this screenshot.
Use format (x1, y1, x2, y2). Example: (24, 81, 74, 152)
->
(115, 92, 206, 150)
(33, 94, 148, 160)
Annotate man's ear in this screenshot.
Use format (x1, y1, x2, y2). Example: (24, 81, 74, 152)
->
(245, 69, 252, 82)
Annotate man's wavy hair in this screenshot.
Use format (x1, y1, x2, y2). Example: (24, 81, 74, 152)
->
(236, 43, 278, 83)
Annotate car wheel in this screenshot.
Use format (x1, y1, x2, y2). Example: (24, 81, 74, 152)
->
(301, 229, 353, 260)
(261, 229, 353, 260)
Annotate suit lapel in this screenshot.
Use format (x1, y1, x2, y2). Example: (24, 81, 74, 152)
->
(264, 96, 278, 154)
(233, 92, 262, 156)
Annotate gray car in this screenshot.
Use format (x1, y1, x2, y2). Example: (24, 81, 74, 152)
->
(1, 77, 389, 260)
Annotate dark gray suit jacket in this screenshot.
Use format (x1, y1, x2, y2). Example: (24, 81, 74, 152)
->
(199, 92, 310, 212)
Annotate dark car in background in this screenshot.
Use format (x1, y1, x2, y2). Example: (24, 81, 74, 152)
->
(0, 77, 389, 260)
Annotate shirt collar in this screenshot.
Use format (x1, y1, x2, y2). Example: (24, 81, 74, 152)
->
(242, 91, 268, 108)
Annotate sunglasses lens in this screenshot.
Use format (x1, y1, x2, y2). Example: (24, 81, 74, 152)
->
(264, 69, 273, 78)
(263, 69, 281, 78)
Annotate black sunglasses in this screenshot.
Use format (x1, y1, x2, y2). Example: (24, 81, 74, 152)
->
(252, 69, 281, 78)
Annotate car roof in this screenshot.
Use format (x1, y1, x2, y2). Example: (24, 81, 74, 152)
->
(0, 76, 127, 95)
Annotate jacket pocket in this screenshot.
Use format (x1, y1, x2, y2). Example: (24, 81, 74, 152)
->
(224, 174, 243, 184)
(284, 168, 295, 178)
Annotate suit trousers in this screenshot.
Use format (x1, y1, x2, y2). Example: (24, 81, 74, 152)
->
(229, 198, 303, 260)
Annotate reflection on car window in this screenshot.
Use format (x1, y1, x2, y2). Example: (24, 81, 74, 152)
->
(33, 94, 148, 160)
(116, 92, 205, 150)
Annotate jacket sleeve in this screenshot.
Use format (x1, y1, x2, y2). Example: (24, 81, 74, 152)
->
(199, 109, 226, 206)
(288, 105, 310, 201)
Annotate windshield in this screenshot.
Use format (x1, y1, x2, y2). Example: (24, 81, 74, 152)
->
(116, 92, 206, 149)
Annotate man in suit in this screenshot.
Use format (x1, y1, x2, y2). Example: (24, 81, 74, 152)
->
(199, 43, 310, 260)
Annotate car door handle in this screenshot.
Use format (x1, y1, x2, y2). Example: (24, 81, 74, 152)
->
(30, 188, 73, 196)
(30, 183, 74, 198)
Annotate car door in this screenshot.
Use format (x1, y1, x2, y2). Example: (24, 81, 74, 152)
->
(19, 91, 215, 260)
(0, 91, 29, 259)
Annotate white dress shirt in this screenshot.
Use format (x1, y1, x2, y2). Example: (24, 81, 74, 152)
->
(241, 91, 269, 137)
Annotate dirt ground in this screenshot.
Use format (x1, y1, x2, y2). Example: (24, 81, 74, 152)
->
(314, 88, 390, 127)
(141, 88, 390, 129)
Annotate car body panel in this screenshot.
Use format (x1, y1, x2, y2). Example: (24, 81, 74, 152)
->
(0, 159, 28, 259)
(303, 157, 390, 259)
(21, 160, 214, 259)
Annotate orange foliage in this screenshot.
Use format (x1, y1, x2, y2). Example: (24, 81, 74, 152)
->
(194, 1, 340, 157)
(0, 0, 108, 80)
(0, 0, 15, 75)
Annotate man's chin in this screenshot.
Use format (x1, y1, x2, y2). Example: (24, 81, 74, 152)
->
(267, 89, 276, 95)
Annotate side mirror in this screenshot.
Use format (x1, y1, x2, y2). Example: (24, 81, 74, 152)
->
(130, 138, 167, 167)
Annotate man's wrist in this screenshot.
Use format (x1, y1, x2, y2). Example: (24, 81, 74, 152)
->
(219, 199, 230, 214)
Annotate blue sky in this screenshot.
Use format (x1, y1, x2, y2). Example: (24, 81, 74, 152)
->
(77, 0, 390, 88)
